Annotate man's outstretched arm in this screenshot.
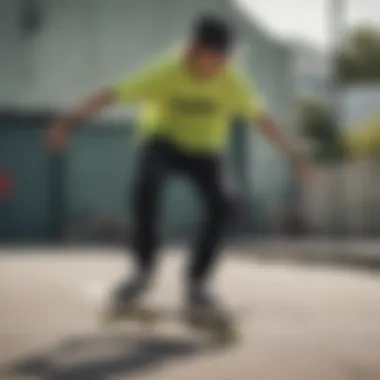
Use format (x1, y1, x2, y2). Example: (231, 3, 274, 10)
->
(254, 113, 314, 182)
(46, 88, 117, 151)
(46, 60, 170, 151)
(60, 89, 116, 127)
(255, 113, 299, 158)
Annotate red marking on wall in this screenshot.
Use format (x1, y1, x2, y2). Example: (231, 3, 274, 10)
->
(0, 173, 14, 201)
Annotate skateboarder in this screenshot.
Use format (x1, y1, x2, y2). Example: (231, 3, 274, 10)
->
(47, 14, 313, 321)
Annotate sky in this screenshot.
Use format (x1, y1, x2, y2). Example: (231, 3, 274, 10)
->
(237, 0, 380, 49)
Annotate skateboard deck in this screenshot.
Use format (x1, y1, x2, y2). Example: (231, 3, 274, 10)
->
(100, 304, 240, 344)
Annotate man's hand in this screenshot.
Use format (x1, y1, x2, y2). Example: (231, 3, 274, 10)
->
(255, 114, 317, 184)
(291, 156, 316, 184)
(46, 121, 71, 152)
(46, 88, 116, 152)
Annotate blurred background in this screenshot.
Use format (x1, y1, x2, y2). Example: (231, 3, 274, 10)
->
(2, 0, 380, 247)
(1, 1, 380, 380)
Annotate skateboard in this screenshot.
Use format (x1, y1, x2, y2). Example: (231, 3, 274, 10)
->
(100, 304, 239, 345)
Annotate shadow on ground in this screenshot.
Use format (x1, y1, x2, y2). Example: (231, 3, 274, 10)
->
(2, 331, 227, 380)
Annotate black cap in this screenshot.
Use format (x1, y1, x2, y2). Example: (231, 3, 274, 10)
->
(192, 14, 234, 53)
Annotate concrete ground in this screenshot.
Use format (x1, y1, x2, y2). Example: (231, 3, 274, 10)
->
(1, 247, 380, 380)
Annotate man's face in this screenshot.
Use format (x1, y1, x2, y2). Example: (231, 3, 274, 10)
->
(189, 46, 228, 78)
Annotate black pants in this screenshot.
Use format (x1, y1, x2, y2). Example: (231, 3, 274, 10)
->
(130, 139, 231, 285)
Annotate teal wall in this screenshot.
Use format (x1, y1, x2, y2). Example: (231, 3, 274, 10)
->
(0, 120, 259, 242)
(66, 126, 202, 240)
(0, 126, 49, 241)
(66, 123, 250, 241)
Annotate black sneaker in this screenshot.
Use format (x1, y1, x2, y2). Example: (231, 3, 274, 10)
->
(186, 284, 229, 322)
(184, 284, 237, 343)
(110, 274, 150, 312)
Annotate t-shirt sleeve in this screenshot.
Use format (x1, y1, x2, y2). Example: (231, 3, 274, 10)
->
(113, 61, 170, 104)
(230, 71, 267, 121)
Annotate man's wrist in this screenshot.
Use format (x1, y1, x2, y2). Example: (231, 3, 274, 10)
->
(62, 115, 81, 131)
(289, 150, 308, 166)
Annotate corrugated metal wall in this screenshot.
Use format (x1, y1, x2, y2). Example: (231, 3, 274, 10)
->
(0, 0, 223, 109)
(0, 120, 248, 242)
(0, 0, 294, 120)
(66, 122, 250, 241)
(0, 125, 49, 241)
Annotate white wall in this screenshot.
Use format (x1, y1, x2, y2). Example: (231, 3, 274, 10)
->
(0, 0, 32, 105)
(0, 0, 223, 111)
(0, 0, 294, 121)
(341, 85, 380, 130)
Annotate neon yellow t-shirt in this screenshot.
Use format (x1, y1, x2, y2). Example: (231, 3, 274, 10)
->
(114, 58, 266, 153)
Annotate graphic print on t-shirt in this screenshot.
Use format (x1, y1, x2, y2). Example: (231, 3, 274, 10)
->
(169, 95, 218, 115)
